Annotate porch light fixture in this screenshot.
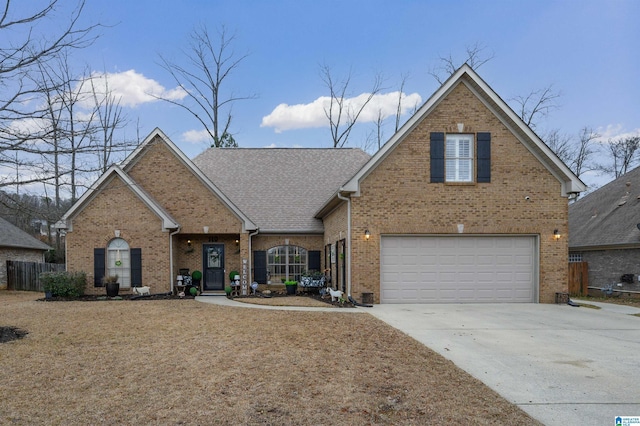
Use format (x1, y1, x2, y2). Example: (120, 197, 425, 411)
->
(553, 230, 561, 240)
(364, 229, 371, 240)
(187, 239, 192, 248)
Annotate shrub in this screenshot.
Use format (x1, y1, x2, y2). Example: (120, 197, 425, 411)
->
(41, 271, 87, 298)
(284, 280, 297, 286)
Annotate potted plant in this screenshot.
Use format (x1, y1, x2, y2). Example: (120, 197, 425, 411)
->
(284, 280, 297, 295)
(103, 274, 120, 297)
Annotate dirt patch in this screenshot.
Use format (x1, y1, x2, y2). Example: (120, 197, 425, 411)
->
(0, 290, 539, 425)
(0, 326, 28, 343)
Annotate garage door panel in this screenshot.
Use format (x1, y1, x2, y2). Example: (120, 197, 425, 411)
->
(380, 236, 536, 304)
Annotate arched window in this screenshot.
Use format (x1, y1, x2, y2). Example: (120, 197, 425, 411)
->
(107, 238, 131, 287)
(267, 245, 307, 283)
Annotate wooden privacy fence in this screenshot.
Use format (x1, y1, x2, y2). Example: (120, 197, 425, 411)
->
(568, 261, 589, 296)
(6, 261, 65, 292)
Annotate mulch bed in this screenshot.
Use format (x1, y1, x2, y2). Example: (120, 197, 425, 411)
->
(40, 290, 354, 307)
(233, 291, 356, 308)
(0, 326, 28, 343)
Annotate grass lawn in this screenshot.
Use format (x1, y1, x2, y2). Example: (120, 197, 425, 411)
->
(0, 291, 539, 425)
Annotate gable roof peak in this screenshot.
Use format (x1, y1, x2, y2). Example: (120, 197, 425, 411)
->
(338, 64, 585, 198)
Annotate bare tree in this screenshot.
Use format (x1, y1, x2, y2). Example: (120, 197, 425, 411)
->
(89, 71, 127, 174)
(511, 85, 561, 130)
(429, 42, 494, 84)
(158, 24, 255, 147)
(320, 64, 384, 148)
(544, 129, 573, 165)
(599, 136, 640, 179)
(544, 127, 598, 179)
(0, 0, 99, 189)
(571, 127, 599, 178)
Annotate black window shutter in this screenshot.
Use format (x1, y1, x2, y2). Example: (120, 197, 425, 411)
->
(308, 251, 321, 272)
(131, 248, 142, 287)
(477, 132, 491, 183)
(94, 248, 105, 287)
(430, 132, 445, 183)
(253, 251, 267, 284)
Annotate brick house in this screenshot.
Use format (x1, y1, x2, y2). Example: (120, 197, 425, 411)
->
(0, 216, 52, 289)
(569, 165, 640, 293)
(57, 65, 584, 303)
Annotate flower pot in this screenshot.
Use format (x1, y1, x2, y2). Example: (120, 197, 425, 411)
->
(286, 285, 297, 295)
(106, 282, 120, 297)
(44, 291, 53, 300)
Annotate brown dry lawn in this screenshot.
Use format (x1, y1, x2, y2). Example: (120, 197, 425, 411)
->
(0, 291, 540, 425)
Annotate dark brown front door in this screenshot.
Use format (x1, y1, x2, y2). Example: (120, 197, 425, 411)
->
(203, 244, 225, 291)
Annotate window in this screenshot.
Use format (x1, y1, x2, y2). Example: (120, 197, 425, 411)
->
(107, 238, 131, 287)
(430, 132, 491, 183)
(267, 245, 307, 283)
(445, 134, 474, 182)
(569, 253, 583, 263)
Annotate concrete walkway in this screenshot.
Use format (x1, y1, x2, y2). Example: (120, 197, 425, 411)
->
(367, 301, 640, 426)
(195, 294, 366, 313)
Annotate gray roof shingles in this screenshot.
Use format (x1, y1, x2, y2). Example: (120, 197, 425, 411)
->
(193, 148, 370, 233)
(0, 216, 51, 250)
(569, 165, 640, 248)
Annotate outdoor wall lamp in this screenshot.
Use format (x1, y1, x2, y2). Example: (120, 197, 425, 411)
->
(187, 239, 192, 248)
(365, 229, 371, 240)
(553, 230, 561, 240)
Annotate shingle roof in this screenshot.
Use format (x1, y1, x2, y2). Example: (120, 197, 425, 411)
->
(0, 216, 51, 251)
(193, 148, 371, 232)
(569, 166, 640, 249)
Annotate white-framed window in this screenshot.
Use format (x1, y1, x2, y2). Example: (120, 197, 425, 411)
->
(107, 238, 131, 287)
(446, 134, 474, 182)
(267, 245, 307, 283)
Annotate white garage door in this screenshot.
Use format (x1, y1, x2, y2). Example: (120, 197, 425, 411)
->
(380, 236, 536, 303)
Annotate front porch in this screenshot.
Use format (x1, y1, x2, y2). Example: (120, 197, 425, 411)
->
(173, 232, 249, 295)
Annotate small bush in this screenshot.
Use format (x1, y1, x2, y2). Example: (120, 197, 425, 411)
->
(41, 271, 87, 298)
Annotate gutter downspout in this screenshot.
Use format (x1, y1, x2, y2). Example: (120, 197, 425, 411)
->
(337, 192, 352, 299)
(169, 227, 181, 293)
(248, 229, 259, 283)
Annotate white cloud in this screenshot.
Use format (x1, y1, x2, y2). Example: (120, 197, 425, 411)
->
(261, 91, 422, 133)
(596, 124, 640, 142)
(83, 70, 187, 108)
(182, 129, 211, 144)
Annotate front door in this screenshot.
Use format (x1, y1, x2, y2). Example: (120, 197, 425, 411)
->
(203, 244, 225, 291)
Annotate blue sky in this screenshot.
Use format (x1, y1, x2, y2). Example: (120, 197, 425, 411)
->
(29, 0, 640, 188)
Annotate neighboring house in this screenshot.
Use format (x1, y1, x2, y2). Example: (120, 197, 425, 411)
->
(569, 166, 640, 291)
(0, 216, 52, 289)
(56, 65, 584, 303)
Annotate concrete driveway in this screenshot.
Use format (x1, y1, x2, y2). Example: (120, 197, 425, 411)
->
(368, 301, 640, 426)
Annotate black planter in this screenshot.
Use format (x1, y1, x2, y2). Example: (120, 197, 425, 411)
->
(285, 285, 297, 295)
(106, 282, 120, 297)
